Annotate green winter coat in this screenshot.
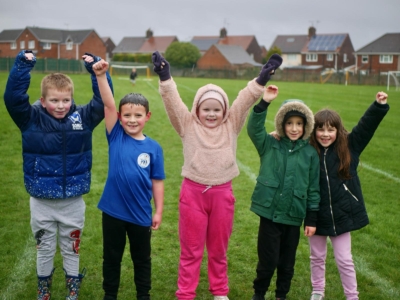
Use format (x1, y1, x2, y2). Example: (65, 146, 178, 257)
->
(247, 102, 320, 226)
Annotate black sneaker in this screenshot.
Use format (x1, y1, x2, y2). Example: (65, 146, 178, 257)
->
(251, 294, 265, 300)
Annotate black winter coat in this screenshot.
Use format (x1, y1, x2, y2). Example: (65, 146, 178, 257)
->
(315, 101, 389, 236)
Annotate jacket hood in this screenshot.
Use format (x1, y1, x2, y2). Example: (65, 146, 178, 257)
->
(275, 99, 314, 140)
(191, 84, 230, 124)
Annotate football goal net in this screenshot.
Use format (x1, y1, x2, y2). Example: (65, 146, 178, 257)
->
(109, 64, 151, 80)
(386, 71, 400, 91)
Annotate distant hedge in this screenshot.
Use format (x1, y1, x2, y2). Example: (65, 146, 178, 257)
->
(112, 53, 152, 63)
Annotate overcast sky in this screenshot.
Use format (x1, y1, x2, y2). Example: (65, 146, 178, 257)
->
(0, 0, 399, 51)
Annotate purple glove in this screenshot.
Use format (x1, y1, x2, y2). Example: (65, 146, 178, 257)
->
(256, 54, 283, 86)
(83, 52, 101, 75)
(152, 51, 171, 81)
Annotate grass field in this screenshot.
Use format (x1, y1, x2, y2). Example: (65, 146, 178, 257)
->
(0, 72, 399, 300)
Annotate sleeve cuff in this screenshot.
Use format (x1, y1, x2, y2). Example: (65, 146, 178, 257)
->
(304, 210, 318, 227)
(254, 99, 270, 113)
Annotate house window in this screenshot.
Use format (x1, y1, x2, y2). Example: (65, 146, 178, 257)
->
(10, 42, 17, 49)
(28, 40, 35, 49)
(66, 40, 73, 50)
(20, 41, 25, 49)
(361, 55, 368, 63)
(306, 53, 318, 62)
(287, 54, 297, 61)
(327, 54, 333, 61)
(343, 53, 348, 62)
(379, 55, 393, 64)
(43, 42, 51, 50)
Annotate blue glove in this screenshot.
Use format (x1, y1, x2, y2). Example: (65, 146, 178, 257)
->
(152, 51, 171, 81)
(83, 52, 101, 75)
(17, 50, 36, 66)
(256, 54, 283, 86)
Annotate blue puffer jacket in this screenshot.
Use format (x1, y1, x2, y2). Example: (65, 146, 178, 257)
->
(4, 51, 113, 199)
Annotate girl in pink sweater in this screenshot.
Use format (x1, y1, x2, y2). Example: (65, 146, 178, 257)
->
(152, 51, 282, 300)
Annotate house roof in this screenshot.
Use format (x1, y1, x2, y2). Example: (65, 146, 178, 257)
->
(0, 29, 24, 42)
(191, 35, 256, 51)
(213, 44, 262, 66)
(302, 34, 347, 53)
(270, 35, 308, 53)
(113, 37, 146, 53)
(356, 33, 400, 54)
(191, 37, 220, 51)
(139, 36, 178, 53)
(0, 27, 94, 43)
(113, 36, 178, 54)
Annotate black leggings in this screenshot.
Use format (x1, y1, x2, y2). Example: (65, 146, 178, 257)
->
(102, 212, 152, 299)
(253, 217, 300, 298)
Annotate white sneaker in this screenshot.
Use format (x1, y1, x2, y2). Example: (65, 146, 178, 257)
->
(310, 293, 324, 300)
(214, 296, 229, 300)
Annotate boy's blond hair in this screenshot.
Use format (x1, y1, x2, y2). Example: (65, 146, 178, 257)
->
(41, 73, 74, 98)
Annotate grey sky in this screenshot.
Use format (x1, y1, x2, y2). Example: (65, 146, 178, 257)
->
(0, 0, 399, 51)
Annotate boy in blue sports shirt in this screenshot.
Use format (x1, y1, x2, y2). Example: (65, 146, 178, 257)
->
(92, 59, 165, 300)
(4, 50, 113, 299)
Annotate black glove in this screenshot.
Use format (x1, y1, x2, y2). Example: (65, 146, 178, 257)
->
(83, 52, 101, 75)
(152, 51, 171, 81)
(256, 54, 283, 86)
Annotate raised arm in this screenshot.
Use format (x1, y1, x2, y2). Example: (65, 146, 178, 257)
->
(4, 50, 37, 130)
(92, 60, 117, 134)
(152, 51, 191, 136)
(229, 54, 282, 132)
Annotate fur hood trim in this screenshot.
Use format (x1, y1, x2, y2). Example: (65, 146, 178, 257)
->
(275, 99, 314, 140)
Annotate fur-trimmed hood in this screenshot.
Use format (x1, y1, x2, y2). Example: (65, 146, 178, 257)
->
(274, 99, 314, 140)
(191, 83, 230, 124)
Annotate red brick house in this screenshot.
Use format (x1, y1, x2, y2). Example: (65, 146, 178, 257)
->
(197, 44, 261, 70)
(301, 27, 355, 70)
(102, 37, 116, 61)
(355, 33, 400, 74)
(191, 28, 264, 63)
(113, 29, 178, 55)
(0, 26, 107, 60)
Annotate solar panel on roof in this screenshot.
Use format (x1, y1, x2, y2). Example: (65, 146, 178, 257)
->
(308, 34, 346, 51)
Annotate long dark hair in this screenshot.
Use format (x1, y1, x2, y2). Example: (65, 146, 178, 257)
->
(310, 109, 352, 179)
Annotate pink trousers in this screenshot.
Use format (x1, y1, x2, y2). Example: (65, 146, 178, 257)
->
(309, 232, 359, 300)
(176, 178, 235, 300)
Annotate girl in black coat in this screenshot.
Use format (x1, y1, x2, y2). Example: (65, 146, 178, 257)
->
(307, 92, 389, 300)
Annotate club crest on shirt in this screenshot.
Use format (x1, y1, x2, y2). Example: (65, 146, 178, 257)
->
(68, 112, 83, 130)
(138, 153, 150, 168)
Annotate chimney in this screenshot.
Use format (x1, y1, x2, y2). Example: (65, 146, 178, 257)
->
(146, 28, 153, 38)
(220, 27, 227, 38)
(308, 26, 316, 39)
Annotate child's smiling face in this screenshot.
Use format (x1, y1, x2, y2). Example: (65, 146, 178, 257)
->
(197, 99, 224, 129)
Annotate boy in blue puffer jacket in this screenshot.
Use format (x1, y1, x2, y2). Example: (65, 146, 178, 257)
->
(4, 50, 113, 300)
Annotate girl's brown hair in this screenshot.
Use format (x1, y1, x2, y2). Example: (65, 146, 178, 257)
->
(309, 109, 352, 179)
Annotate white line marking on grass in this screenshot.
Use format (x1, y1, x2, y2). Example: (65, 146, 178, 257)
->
(236, 159, 256, 182)
(145, 80, 160, 93)
(236, 160, 399, 297)
(362, 162, 400, 183)
(1, 237, 35, 300)
(354, 256, 400, 298)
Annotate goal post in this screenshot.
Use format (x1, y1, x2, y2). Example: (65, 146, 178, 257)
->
(386, 71, 400, 91)
(109, 64, 151, 80)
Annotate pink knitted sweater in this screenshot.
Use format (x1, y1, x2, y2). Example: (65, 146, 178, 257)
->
(159, 78, 264, 185)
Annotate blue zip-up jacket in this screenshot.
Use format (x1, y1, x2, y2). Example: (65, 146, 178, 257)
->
(4, 51, 113, 199)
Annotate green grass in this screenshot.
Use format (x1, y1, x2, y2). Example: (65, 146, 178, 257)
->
(0, 72, 399, 300)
